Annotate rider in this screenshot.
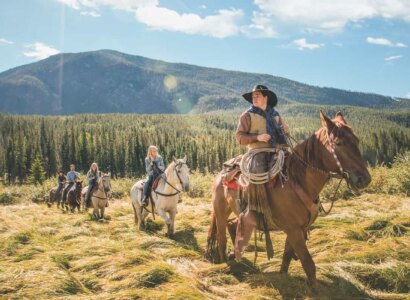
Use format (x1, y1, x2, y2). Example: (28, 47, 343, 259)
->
(56, 171, 66, 195)
(61, 164, 81, 205)
(141, 145, 165, 207)
(85, 162, 100, 208)
(236, 84, 289, 148)
(234, 84, 289, 260)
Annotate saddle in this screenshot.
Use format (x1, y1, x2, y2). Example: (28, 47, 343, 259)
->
(221, 154, 279, 191)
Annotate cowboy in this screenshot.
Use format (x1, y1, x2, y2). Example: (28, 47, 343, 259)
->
(61, 164, 80, 204)
(234, 84, 290, 260)
(141, 145, 165, 207)
(236, 84, 289, 148)
(85, 162, 101, 208)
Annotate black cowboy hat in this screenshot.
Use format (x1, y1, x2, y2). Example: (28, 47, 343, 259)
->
(242, 84, 278, 107)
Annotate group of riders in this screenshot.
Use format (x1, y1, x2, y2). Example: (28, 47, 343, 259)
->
(56, 145, 166, 208)
(56, 84, 287, 216)
(56, 162, 101, 208)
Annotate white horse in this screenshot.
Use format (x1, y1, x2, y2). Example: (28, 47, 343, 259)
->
(130, 157, 190, 237)
(81, 173, 112, 220)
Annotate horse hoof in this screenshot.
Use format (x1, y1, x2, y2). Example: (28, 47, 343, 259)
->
(308, 281, 319, 294)
(227, 251, 235, 261)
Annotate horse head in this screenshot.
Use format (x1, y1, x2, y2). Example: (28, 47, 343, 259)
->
(172, 155, 190, 192)
(75, 180, 83, 195)
(318, 111, 371, 190)
(101, 172, 111, 194)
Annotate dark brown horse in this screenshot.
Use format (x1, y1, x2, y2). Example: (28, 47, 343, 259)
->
(65, 181, 83, 213)
(206, 111, 371, 291)
(48, 185, 64, 208)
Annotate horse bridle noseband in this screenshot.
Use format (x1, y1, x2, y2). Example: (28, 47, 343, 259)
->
(153, 161, 187, 197)
(91, 176, 112, 200)
(288, 127, 350, 182)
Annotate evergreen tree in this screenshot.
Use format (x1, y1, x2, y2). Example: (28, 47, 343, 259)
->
(28, 157, 46, 185)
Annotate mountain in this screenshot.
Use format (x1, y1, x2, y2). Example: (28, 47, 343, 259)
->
(0, 49, 407, 115)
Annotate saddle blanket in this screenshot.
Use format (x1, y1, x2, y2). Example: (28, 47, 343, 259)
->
(223, 176, 277, 190)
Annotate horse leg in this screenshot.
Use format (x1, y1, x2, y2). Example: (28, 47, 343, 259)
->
(169, 208, 177, 237)
(234, 209, 257, 261)
(157, 208, 172, 237)
(100, 202, 105, 220)
(132, 202, 139, 226)
(287, 229, 317, 291)
(280, 236, 297, 274)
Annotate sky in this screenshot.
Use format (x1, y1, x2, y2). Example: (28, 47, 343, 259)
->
(0, 0, 409, 98)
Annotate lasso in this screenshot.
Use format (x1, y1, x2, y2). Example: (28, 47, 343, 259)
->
(238, 148, 285, 187)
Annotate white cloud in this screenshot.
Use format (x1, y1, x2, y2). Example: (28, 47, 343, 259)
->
(367, 37, 407, 47)
(293, 38, 324, 50)
(200, 5, 207, 9)
(0, 38, 14, 45)
(384, 55, 402, 61)
(134, 6, 243, 38)
(242, 11, 277, 38)
(80, 10, 101, 17)
(405, 92, 410, 99)
(23, 42, 60, 60)
(57, 0, 243, 38)
(253, 0, 410, 32)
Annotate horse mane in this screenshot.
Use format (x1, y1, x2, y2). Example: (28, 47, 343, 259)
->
(287, 131, 325, 189)
(164, 161, 176, 178)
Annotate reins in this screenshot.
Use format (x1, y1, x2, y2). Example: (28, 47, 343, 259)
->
(92, 176, 111, 200)
(286, 128, 350, 216)
(153, 162, 185, 197)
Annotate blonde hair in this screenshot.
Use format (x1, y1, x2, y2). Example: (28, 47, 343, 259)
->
(146, 145, 159, 160)
(90, 162, 99, 173)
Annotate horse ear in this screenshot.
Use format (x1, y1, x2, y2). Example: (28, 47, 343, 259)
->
(183, 155, 187, 163)
(320, 110, 334, 130)
(173, 156, 177, 163)
(335, 111, 348, 125)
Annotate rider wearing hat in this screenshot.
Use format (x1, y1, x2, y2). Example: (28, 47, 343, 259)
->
(236, 84, 289, 148)
(234, 84, 290, 261)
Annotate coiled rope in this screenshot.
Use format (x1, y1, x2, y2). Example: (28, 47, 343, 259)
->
(238, 148, 285, 187)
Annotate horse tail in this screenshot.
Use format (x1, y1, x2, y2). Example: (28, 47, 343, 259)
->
(205, 210, 219, 262)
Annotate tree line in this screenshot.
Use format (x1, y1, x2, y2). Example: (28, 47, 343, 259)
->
(1, 109, 409, 184)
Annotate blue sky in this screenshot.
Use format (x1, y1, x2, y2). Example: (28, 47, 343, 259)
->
(0, 0, 409, 98)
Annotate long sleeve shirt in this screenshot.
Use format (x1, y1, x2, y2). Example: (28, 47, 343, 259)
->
(86, 170, 99, 184)
(57, 175, 66, 185)
(145, 156, 165, 175)
(66, 171, 80, 183)
(235, 112, 288, 146)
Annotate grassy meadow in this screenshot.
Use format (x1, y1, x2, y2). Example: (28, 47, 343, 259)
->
(0, 163, 409, 299)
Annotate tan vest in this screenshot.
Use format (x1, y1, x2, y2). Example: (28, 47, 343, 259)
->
(247, 112, 282, 149)
(248, 112, 269, 149)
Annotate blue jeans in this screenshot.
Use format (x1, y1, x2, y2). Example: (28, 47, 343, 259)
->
(143, 173, 155, 197)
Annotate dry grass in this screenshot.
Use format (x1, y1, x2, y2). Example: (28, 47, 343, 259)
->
(0, 176, 409, 299)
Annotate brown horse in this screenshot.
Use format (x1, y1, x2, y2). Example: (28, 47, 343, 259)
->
(206, 111, 371, 290)
(65, 181, 83, 213)
(48, 185, 64, 208)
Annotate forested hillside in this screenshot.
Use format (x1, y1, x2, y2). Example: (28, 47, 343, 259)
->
(1, 50, 408, 115)
(1, 106, 409, 183)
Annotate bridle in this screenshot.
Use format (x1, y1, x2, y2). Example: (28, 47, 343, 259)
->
(91, 175, 111, 200)
(287, 126, 352, 215)
(288, 127, 350, 182)
(153, 161, 187, 197)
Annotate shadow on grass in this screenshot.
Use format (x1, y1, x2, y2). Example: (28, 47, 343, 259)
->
(172, 224, 200, 252)
(224, 259, 372, 299)
(144, 219, 164, 233)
